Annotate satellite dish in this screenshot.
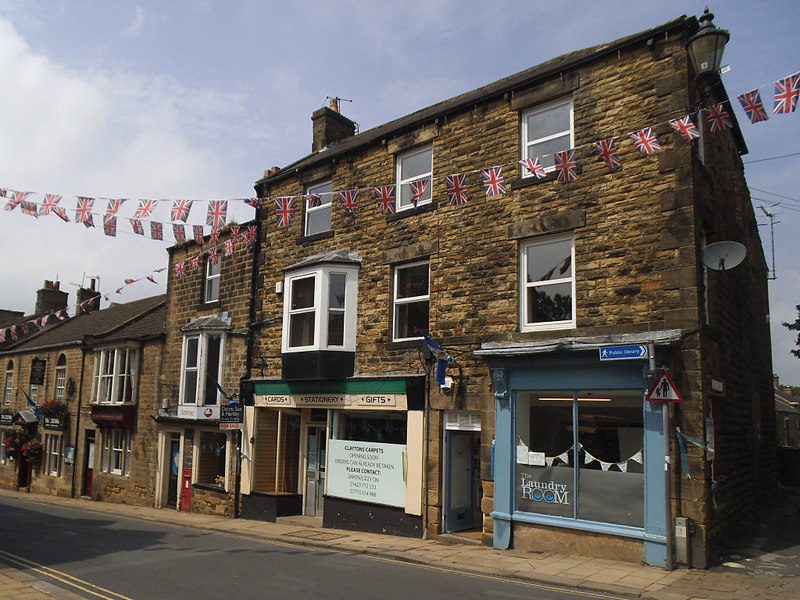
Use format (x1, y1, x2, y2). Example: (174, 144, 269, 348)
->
(703, 241, 746, 271)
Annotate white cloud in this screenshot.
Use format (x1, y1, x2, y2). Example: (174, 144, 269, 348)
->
(124, 6, 147, 36)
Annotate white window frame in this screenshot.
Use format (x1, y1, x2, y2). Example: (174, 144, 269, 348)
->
(101, 429, 131, 476)
(304, 180, 333, 236)
(282, 264, 359, 353)
(54, 354, 67, 401)
(204, 255, 221, 303)
(44, 433, 62, 477)
(92, 346, 139, 405)
(29, 385, 39, 403)
(396, 144, 433, 211)
(392, 259, 430, 342)
(179, 331, 226, 406)
(3, 360, 13, 405)
(520, 234, 576, 332)
(521, 97, 574, 175)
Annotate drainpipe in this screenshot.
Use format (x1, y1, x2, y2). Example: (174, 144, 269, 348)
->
(70, 344, 88, 499)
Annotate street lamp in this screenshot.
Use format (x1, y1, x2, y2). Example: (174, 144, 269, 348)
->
(686, 8, 730, 95)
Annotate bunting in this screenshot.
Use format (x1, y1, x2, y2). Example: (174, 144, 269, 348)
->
(130, 219, 144, 235)
(150, 222, 163, 241)
(175, 261, 187, 278)
(482, 166, 506, 196)
(275, 197, 295, 226)
(374, 185, 396, 214)
(445, 174, 468, 206)
(193, 225, 205, 244)
(171, 199, 193, 222)
(105, 198, 125, 216)
(173, 223, 186, 243)
(206, 200, 228, 229)
(592, 138, 621, 170)
(519, 157, 546, 179)
(339, 190, 358, 215)
(773, 72, 799, 114)
(304, 193, 322, 208)
(630, 128, 661, 155)
(705, 103, 733, 132)
(668, 115, 700, 141)
(75, 196, 95, 225)
(409, 179, 429, 206)
(554, 150, 578, 182)
(224, 239, 235, 256)
(738, 90, 769, 124)
(39, 194, 62, 216)
(134, 199, 158, 219)
(103, 215, 117, 237)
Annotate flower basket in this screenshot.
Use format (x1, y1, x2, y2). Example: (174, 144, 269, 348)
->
(2, 427, 33, 461)
(20, 439, 43, 464)
(41, 399, 68, 418)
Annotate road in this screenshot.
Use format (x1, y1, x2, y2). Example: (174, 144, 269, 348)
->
(0, 496, 634, 600)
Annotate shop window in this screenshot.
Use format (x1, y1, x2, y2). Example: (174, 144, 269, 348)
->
(92, 347, 139, 405)
(515, 390, 644, 527)
(282, 264, 358, 353)
(196, 431, 228, 488)
(305, 180, 333, 236)
(521, 97, 573, 174)
(0, 430, 7, 464)
(393, 260, 429, 341)
(520, 234, 575, 331)
(204, 254, 221, 303)
(44, 433, 62, 477)
(396, 144, 433, 211)
(101, 429, 132, 476)
(332, 411, 407, 445)
(54, 354, 67, 401)
(253, 409, 300, 494)
(180, 332, 225, 405)
(3, 360, 13, 405)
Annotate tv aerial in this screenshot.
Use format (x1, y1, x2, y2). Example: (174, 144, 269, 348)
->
(702, 241, 746, 271)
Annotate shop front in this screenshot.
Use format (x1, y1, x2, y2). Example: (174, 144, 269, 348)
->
(478, 336, 678, 568)
(245, 377, 424, 536)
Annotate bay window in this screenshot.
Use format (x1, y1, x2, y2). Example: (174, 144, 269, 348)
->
(93, 347, 139, 404)
(180, 331, 225, 405)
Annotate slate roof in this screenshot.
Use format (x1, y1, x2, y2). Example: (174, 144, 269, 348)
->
(0, 295, 166, 354)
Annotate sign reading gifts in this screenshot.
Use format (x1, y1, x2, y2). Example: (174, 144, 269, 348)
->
(327, 440, 406, 507)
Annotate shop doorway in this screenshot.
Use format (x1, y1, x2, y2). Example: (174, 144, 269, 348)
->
(167, 436, 180, 509)
(304, 425, 326, 518)
(83, 431, 95, 497)
(444, 412, 482, 534)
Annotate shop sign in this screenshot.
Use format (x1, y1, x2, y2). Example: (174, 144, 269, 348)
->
(177, 405, 219, 420)
(257, 393, 403, 409)
(0, 412, 13, 426)
(43, 415, 66, 431)
(219, 404, 244, 430)
(516, 466, 573, 516)
(354, 394, 398, 407)
(30, 358, 46, 385)
(598, 345, 648, 361)
(327, 439, 406, 508)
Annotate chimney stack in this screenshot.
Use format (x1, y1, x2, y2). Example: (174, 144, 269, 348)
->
(75, 278, 101, 316)
(35, 280, 68, 316)
(311, 100, 356, 153)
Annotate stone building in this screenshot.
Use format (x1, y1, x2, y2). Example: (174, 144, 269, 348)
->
(232, 13, 774, 569)
(0, 288, 165, 505)
(155, 227, 255, 516)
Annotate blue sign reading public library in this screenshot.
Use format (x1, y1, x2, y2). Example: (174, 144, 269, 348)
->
(598, 345, 648, 361)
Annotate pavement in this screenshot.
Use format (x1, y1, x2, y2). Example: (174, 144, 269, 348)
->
(0, 486, 798, 600)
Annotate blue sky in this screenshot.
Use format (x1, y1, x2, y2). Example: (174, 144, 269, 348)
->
(1, 1, 799, 383)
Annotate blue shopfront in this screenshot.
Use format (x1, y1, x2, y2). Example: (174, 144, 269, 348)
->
(477, 335, 678, 568)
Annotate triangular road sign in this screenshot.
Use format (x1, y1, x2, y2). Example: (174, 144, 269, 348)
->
(646, 370, 684, 403)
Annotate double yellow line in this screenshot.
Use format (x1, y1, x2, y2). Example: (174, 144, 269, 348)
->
(0, 549, 134, 600)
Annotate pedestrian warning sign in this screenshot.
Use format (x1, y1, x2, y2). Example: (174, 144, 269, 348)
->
(646, 371, 684, 403)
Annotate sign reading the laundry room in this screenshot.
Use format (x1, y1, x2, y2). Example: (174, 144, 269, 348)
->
(327, 440, 406, 507)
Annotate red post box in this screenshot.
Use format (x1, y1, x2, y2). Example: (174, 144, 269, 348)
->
(180, 468, 192, 512)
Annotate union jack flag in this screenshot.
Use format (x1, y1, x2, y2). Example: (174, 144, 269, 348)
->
(40, 315, 49, 328)
(105, 198, 125, 216)
(445, 174, 468, 206)
(130, 219, 144, 235)
(82, 214, 95, 228)
(0, 188, 5, 197)
(124, 278, 136, 284)
(705, 103, 733, 132)
(193, 225, 205, 244)
(150, 221, 163, 241)
(482, 167, 506, 197)
(668, 115, 700, 142)
(103, 293, 111, 302)
(244, 197, 263, 209)
(190, 255, 201, 270)
(55, 310, 68, 320)
(305, 194, 322, 208)
(209, 228, 221, 244)
(554, 150, 578, 182)
(630, 128, 661, 155)
(275, 197, 295, 226)
(146, 275, 157, 284)
(9, 326, 17, 340)
(592, 138, 621, 170)
(738, 90, 769, 124)
(409, 178, 429, 206)
(173, 224, 186, 242)
(374, 186, 396, 214)
(244, 226, 257, 247)
(75, 196, 95, 224)
(5, 190, 30, 211)
(230, 225, 240, 239)
(206, 200, 228, 229)
(53, 206, 70, 222)
(20, 201, 39, 217)
(208, 247, 219, 265)
(174, 261, 187, 278)
(0, 329, 5, 342)
(224, 239, 235, 256)
(171, 199, 193, 222)
(339, 190, 358, 215)
(773, 72, 800, 115)
(103, 215, 117, 237)
(39, 194, 62, 216)
(519, 157, 546, 179)
(134, 199, 158, 219)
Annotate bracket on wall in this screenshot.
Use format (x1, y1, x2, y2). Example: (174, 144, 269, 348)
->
(492, 368, 508, 408)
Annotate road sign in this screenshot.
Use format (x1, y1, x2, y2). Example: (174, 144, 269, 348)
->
(220, 403, 244, 430)
(598, 344, 648, 361)
(646, 371, 684, 402)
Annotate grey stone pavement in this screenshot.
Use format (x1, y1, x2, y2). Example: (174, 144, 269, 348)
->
(0, 486, 798, 600)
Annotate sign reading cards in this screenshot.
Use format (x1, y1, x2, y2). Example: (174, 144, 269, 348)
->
(220, 403, 244, 430)
(327, 440, 406, 507)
